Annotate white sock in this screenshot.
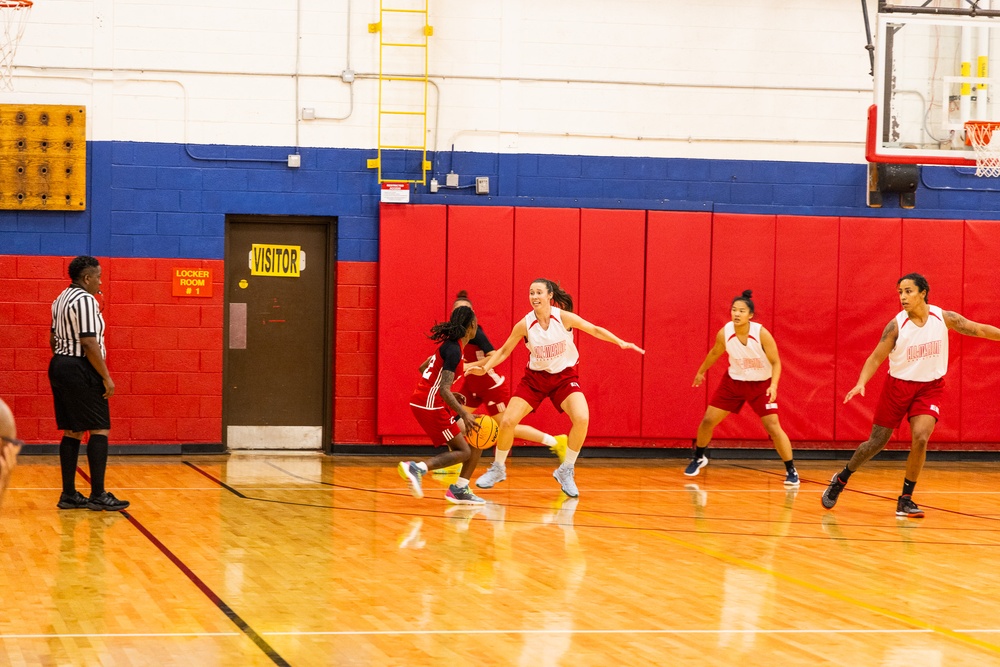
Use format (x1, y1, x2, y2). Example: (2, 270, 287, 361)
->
(455, 477, 469, 488)
(495, 448, 510, 466)
(564, 448, 580, 466)
(416, 461, 428, 472)
(541, 434, 557, 446)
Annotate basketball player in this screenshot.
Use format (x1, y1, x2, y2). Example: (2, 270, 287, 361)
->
(0, 398, 21, 509)
(398, 305, 488, 505)
(822, 273, 1000, 518)
(687, 290, 799, 487)
(451, 290, 568, 462)
(468, 278, 644, 497)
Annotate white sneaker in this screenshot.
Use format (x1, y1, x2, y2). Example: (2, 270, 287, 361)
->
(475, 461, 507, 489)
(553, 464, 579, 497)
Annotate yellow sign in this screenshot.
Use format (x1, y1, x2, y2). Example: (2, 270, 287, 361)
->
(249, 244, 305, 277)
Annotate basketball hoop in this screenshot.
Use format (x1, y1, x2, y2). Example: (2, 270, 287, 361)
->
(0, 0, 31, 92)
(964, 120, 1000, 178)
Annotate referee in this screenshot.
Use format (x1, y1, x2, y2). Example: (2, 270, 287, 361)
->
(49, 256, 129, 511)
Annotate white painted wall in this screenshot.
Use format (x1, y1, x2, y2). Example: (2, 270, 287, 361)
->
(10, 0, 883, 162)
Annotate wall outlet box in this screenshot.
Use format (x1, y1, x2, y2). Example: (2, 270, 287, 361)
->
(301, 108, 316, 120)
(287, 154, 301, 168)
(446, 172, 459, 187)
(475, 176, 489, 194)
(430, 178, 439, 193)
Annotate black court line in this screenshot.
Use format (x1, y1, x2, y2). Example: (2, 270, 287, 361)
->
(181, 462, 1000, 547)
(77, 467, 291, 667)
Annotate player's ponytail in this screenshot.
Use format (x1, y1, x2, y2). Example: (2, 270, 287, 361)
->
(732, 289, 755, 314)
(532, 278, 574, 312)
(430, 305, 476, 342)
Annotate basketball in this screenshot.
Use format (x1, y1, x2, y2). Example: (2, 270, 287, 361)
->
(466, 414, 499, 449)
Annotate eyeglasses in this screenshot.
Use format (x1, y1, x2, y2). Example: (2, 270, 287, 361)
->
(0, 436, 24, 448)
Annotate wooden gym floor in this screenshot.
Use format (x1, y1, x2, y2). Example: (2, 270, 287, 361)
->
(2, 454, 1000, 666)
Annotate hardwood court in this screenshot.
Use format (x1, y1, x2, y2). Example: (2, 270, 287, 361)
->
(2, 455, 1000, 666)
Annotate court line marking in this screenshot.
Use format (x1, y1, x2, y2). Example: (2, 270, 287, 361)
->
(0, 632, 240, 639)
(75, 467, 291, 667)
(581, 508, 1000, 657)
(262, 628, 935, 636)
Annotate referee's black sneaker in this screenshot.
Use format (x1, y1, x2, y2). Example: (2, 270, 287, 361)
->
(56, 491, 89, 509)
(87, 491, 130, 512)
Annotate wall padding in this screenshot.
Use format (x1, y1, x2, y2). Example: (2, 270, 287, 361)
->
(578, 209, 645, 438)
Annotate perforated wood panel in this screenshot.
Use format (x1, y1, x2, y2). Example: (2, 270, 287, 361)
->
(0, 104, 86, 210)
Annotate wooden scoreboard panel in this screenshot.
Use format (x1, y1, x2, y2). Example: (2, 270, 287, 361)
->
(0, 104, 86, 210)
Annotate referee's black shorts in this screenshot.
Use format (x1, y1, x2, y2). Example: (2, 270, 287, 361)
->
(48, 355, 111, 432)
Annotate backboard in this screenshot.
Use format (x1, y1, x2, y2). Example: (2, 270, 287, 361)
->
(869, 4, 1000, 166)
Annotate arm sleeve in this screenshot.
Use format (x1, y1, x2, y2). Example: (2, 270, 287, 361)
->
(76, 295, 99, 338)
(469, 326, 494, 354)
(439, 340, 462, 373)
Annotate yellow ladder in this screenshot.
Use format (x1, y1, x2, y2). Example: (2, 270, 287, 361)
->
(366, 0, 433, 185)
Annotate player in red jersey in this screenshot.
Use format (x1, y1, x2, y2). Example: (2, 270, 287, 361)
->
(398, 305, 487, 505)
(822, 273, 1000, 518)
(451, 291, 568, 462)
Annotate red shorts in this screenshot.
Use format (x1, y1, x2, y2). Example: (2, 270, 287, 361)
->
(709, 374, 778, 417)
(410, 404, 460, 446)
(462, 375, 509, 417)
(873, 376, 944, 428)
(513, 366, 582, 414)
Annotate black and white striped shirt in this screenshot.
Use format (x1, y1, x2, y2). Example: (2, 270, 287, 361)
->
(51, 285, 105, 358)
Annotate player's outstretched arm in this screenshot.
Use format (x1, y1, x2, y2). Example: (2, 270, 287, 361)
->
(693, 329, 726, 387)
(845, 318, 898, 403)
(562, 312, 644, 354)
(466, 320, 527, 376)
(438, 370, 477, 433)
(944, 311, 1000, 340)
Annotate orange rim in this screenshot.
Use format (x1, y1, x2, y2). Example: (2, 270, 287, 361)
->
(0, 0, 32, 7)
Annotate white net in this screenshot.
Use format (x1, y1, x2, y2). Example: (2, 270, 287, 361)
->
(0, 0, 31, 92)
(966, 122, 1000, 178)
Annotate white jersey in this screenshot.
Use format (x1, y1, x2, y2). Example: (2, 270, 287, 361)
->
(724, 321, 772, 381)
(888, 305, 948, 382)
(524, 307, 579, 373)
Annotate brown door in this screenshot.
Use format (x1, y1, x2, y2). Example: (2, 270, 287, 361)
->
(223, 215, 335, 451)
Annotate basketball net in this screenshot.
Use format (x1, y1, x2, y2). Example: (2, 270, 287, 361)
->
(966, 121, 1000, 178)
(0, 0, 32, 92)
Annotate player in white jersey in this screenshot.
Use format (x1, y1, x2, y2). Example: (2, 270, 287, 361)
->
(466, 278, 644, 497)
(823, 273, 1000, 518)
(687, 290, 799, 487)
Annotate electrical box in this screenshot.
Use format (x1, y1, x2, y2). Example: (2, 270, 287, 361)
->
(446, 172, 459, 187)
(475, 176, 489, 194)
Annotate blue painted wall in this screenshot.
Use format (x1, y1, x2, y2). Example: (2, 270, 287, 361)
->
(3, 141, 1000, 261)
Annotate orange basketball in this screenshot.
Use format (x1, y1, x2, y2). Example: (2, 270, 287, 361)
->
(466, 414, 499, 449)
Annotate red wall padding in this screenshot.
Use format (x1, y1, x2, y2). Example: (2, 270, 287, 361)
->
(641, 211, 712, 441)
(510, 207, 581, 436)
(369, 210, 1000, 450)
(446, 206, 516, 400)
(578, 209, 646, 439)
(377, 204, 447, 437)
(834, 217, 902, 443)
(960, 221, 1000, 444)
(773, 216, 839, 442)
(710, 214, 776, 440)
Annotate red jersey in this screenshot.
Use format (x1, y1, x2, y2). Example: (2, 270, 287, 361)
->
(462, 325, 505, 395)
(410, 339, 465, 410)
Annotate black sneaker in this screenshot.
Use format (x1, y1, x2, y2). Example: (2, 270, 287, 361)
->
(821, 473, 847, 509)
(87, 491, 130, 512)
(57, 491, 89, 510)
(896, 495, 924, 518)
(684, 455, 708, 477)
